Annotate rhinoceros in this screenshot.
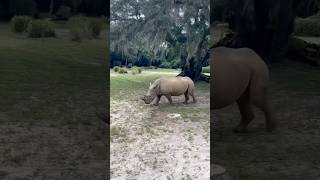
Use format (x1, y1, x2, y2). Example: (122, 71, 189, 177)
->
(211, 46, 276, 132)
(141, 76, 196, 105)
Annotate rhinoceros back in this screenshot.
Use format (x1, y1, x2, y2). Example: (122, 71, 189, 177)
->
(159, 77, 194, 96)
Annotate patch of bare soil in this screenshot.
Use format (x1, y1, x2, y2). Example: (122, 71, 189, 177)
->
(111, 92, 210, 179)
(213, 73, 320, 179)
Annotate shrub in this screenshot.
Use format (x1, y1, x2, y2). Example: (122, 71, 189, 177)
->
(137, 68, 142, 73)
(11, 16, 32, 33)
(202, 66, 210, 73)
(131, 70, 137, 75)
(28, 20, 56, 38)
(118, 68, 128, 74)
(69, 16, 104, 41)
(159, 61, 171, 68)
(113, 66, 120, 72)
(69, 16, 89, 42)
(131, 67, 142, 75)
(87, 17, 104, 38)
(69, 26, 85, 41)
(294, 17, 320, 36)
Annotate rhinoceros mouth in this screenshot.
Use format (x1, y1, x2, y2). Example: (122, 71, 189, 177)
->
(141, 95, 154, 104)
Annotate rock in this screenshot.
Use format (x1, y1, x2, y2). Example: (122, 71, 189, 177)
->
(212, 164, 232, 180)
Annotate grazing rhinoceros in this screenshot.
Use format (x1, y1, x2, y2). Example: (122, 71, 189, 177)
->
(211, 47, 276, 132)
(141, 76, 196, 105)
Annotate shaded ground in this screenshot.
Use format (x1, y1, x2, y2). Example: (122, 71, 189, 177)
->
(213, 61, 320, 180)
(110, 70, 210, 179)
(0, 22, 108, 179)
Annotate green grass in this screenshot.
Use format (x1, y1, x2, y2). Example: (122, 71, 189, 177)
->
(110, 69, 209, 98)
(0, 22, 108, 178)
(111, 69, 210, 118)
(110, 69, 179, 96)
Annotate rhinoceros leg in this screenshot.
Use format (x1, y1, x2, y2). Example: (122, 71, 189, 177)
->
(190, 91, 196, 103)
(233, 92, 254, 133)
(251, 88, 276, 131)
(184, 92, 189, 104)
(153, 95, 162, 106)
(165, 95, 172, 104)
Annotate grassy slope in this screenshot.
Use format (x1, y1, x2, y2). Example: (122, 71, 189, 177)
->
(0, 22, 108, 179)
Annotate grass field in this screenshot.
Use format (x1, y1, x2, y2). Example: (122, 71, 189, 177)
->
(0, 22, 108, 179)
(110, 69, 210, 179)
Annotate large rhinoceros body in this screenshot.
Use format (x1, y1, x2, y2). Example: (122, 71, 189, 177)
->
(141, 76, 196, 105)
(211, 47, 276, 132)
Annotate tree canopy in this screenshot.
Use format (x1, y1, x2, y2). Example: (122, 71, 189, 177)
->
(111, 0, 209, 80)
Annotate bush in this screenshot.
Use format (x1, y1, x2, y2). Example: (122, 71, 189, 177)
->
(131, 70, 137, 75)
(69, 16, 104, 41)
(137, 68, 142, 73)
(69, 16, 89, 42)
(159, 61, 171, 68)
(113, 66, 120, 72)
(294, 18, 320, 36)
(28, 20, 56, 38)
(118, 68, 128, 74)
(202, 66, 210, 73)
(87, 17, 104, 38)
(131, 67, 142, 75)
(11, 16, 32, 33)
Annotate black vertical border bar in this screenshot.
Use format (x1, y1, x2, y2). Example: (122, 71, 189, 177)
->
(209, 0, 214, 179)
(106, 1, 111, 179)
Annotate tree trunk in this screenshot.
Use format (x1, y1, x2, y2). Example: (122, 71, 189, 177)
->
(182, 30, 209, 81)
(49, 0, 54, 17)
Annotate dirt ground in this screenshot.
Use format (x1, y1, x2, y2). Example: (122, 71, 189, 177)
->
(213, 62, 320, 180)
(0, 22, 108, 179)
(110, 71, 210, 179)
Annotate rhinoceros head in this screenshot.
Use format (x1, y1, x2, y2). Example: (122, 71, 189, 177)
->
(141, 95, 154, 104)
(141, 81, 159, 104)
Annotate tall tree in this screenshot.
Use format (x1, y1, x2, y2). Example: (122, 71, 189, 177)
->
(111, 0, 209, 80)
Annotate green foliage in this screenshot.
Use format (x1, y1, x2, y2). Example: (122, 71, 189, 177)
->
(114, 66, 120, 72)
(202, 66, 210, 73)
(87, 17, 104, 38)
(69, 16, 104, 41)
(111, 0, 209, 77)
(131, 67, 142, 75)
(11, 16, 32, 33)
(294, 17, 320, 36)
(131, 70, 137, 75)
(159, 59, 180, 69)
(137, 68, 142, 73)
(69, 16, 89, 41)
(118, 68, 128, 74)
(28, 20, 56, 38)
